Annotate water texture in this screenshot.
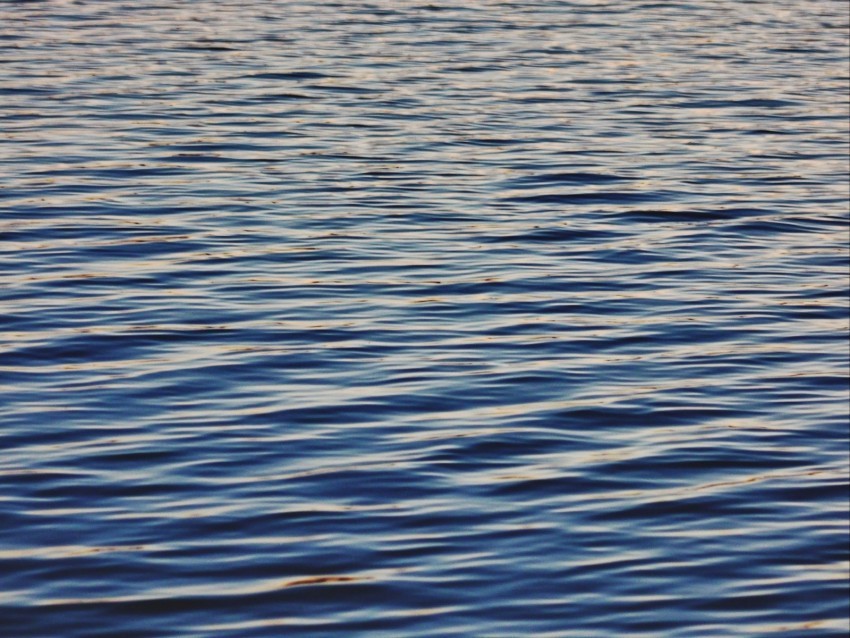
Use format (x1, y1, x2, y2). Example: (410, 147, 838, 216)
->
(1, 1, 848, 636)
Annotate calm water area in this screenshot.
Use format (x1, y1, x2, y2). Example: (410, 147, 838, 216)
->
(1, 1, 849, 636)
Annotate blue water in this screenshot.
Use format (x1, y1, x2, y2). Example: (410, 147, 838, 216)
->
(1, 1, 848, 636)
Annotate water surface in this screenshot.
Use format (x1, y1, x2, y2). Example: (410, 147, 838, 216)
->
(1, 0, 848, 636)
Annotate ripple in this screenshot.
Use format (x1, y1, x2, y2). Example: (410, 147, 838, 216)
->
(0, 0, 848, 636)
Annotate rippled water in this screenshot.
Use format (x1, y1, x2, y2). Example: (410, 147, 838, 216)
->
(1, 0, 848, 635)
